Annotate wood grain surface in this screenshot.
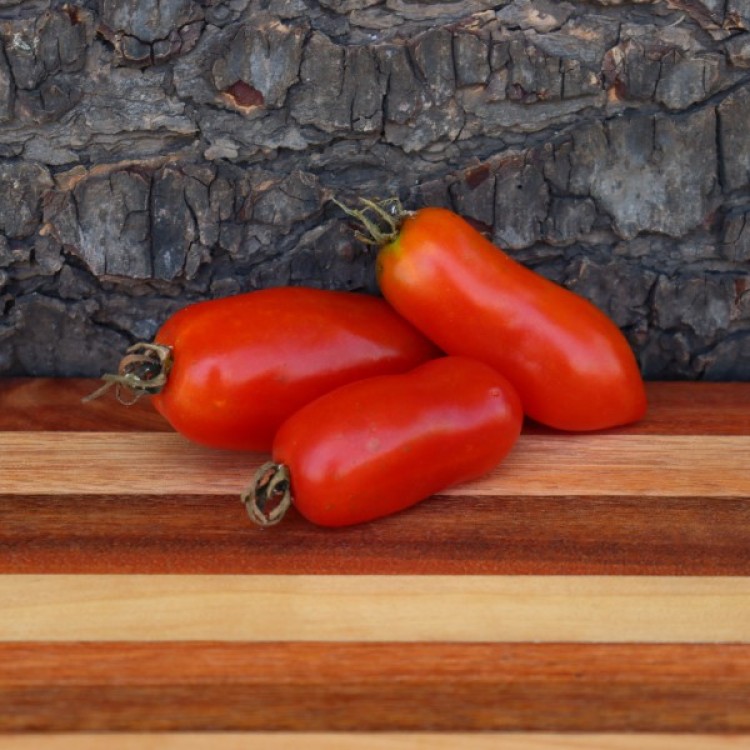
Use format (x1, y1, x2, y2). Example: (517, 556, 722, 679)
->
(1, 378, 749, 741)
(2, 575, 750, 642)
(2, 737, 750, 750)
(1, 642, 749, 732)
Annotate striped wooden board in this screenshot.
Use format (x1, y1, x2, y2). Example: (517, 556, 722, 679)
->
(1, 378, 749, 747)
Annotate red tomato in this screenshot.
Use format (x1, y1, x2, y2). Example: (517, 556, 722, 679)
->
(91, 287, 440, 450)
(244, 356, 523, 527)
(368, 205, 646, 431)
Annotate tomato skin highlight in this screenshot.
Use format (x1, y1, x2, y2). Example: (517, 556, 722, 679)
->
(271, 356, 523, 527)
(376, 207, 647, 431)
(151, 287, 440, 451)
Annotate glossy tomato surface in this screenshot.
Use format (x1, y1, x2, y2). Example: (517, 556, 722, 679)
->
(376, 207, 647, 431)
(152, 287, 440, 450)
(272, 356, 523, 527)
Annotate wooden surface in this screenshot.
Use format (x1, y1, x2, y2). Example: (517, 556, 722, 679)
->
(2, 736, 750, 750)
(0, 378, 749, 744)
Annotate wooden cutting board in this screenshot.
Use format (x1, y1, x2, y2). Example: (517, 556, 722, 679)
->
(1, 378, 749, 747)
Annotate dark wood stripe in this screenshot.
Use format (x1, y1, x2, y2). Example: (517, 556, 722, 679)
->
(0, 378, 170, 432)
(526, 381, 750, 437)
(1, 642, 749, 731)
(631, 381, 750, 436)
(2, 379, 750, 435)
(3, 492, 749, 575)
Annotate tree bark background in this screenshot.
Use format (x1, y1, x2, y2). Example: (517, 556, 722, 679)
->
(0, 0, 748, 378)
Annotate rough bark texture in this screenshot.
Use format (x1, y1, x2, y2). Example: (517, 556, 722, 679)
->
(0, 0, 749, 378)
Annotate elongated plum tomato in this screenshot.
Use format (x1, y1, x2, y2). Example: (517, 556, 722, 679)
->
(89, 287, 440, 451)
(358, 204, 646, 431)
(243, 356, 523, 528)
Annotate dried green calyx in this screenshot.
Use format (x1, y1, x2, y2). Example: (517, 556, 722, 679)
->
(82, 342, 173, 405)
(332, 197, 410, 247)
(242, 461, 293, 527)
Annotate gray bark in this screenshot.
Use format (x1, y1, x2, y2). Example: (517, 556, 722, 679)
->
(1, 0, 749, 378)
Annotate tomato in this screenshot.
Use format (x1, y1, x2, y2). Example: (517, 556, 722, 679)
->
(88, 287, 440, 451)
(243, 356, 523, 527)
(339, 201, 646, 431)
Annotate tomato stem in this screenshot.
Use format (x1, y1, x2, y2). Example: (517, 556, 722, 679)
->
(242, 461, 292, 527)
(332, 197, 409, 247)
(82, 342, 173, 405)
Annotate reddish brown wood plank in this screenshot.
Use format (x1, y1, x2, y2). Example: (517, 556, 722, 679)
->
(525, 381, 750, 436)
(0, 378, 169, 432)
(632, 381, 750, 435)
(1, 642, 749, 732)
(2, 492, 749, 575)
(2, 735, 749, 750)
(1, 379, 749, 435)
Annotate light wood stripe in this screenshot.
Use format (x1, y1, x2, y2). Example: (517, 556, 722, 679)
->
(1, 733, 749, 750)
(1, 432, 748, 496)
(1, 575, 749, 643)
